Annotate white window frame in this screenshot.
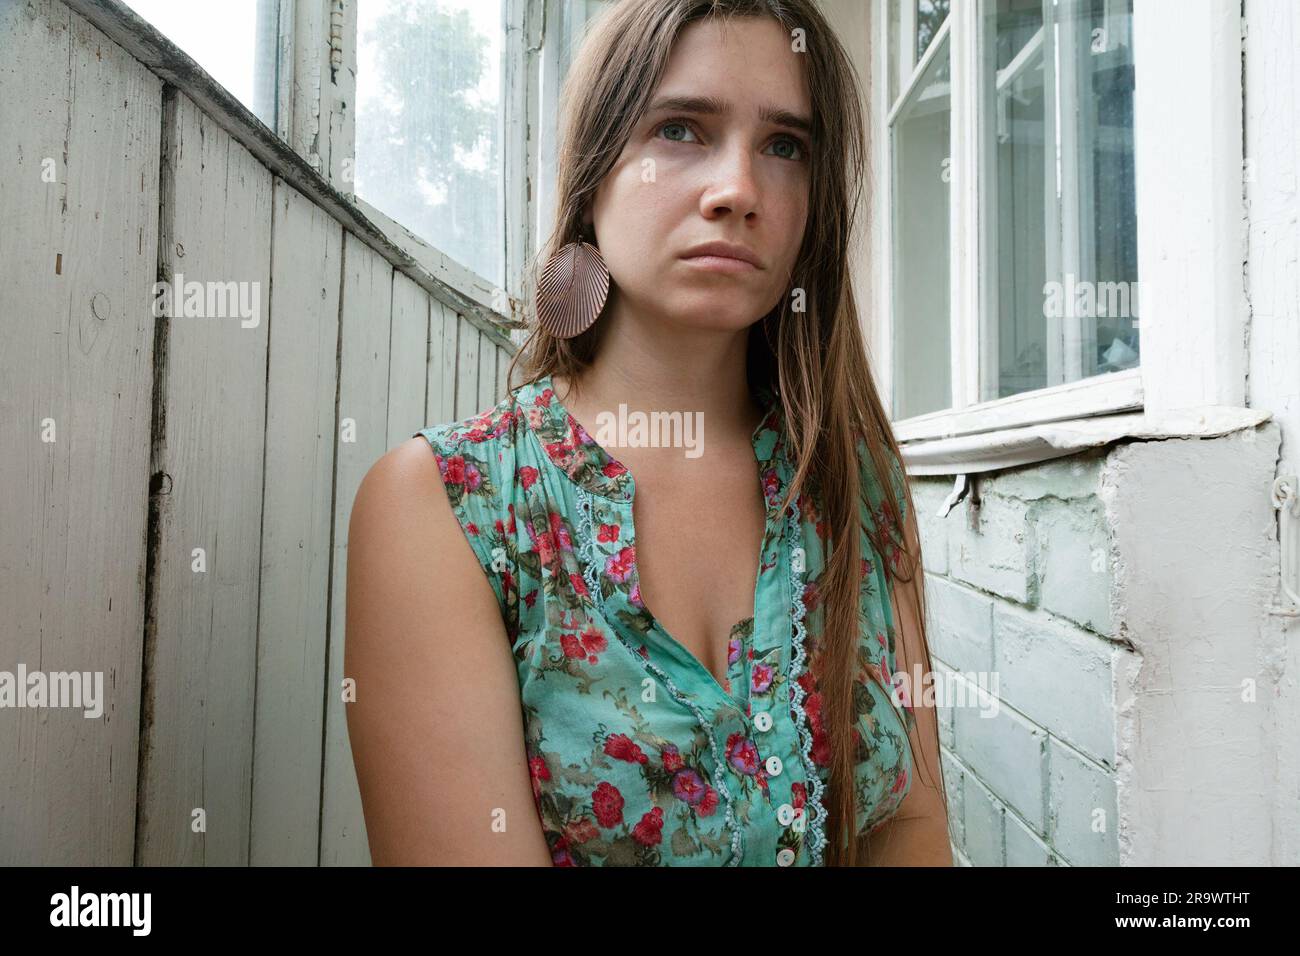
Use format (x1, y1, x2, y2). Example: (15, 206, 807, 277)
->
(873, 0, 1246, 444)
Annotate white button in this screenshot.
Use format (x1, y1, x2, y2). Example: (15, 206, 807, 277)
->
(777, 803, 795, 826)
(765, 755, 783, 777)
(792, 810, 806, 833)
(776, 847, 796, 866)
(753, 711, 773, 732)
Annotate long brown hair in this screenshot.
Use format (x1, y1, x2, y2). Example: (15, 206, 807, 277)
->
(506, 0, 943, 866)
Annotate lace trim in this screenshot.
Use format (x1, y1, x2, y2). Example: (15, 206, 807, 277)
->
(573, 485, 746, 866)
(784, 501, 828, 866)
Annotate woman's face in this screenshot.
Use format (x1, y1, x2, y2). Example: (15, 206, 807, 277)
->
(589, 16, 812, 334)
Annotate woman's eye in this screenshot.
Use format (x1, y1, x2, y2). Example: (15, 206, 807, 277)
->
(657, 120, 698, 144)
(767, 136, 806, 162)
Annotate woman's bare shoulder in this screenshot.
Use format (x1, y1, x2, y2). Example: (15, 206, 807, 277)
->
(344, 438, 550, 864)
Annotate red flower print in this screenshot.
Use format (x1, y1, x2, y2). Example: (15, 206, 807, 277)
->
(560, 633, 585, 658)
(523, 589, 538, 609)
(791, 780, 807, 810)
(727, 636, 741, 665)
(762, 468, 780, 500)
(466, 522, 479, 536)
(671, 768, 707, 806)
(551, 836, 574, 867)
(537, 387, 554, 407)
(803, 690, 831, 767)
(661, 744, 684, 773)
(604, 733, 647, 764)
(443, 455, 466, 485)
(565, 817, 599, 845)
(494, 518, 505, 536)
(697, 787, 720, 817)
(597, 523, 620, 543)
(725, 733, 760, 775)
(528, 754, 550, 801)
(548, 512, 573, 551)
(580, 626, 608, 661)
(606, 546, 635, 583)
(507, 504, 516, 534)
(592, 781, 624, 828)
(464, 463, 482, 491)
(750, 662, 775, 695)
(632, 807, 664, 846)
(569, 570, 589, 598)
(891, 767, 909, 795)
(602, 459, 627, 479)
(803, 580, 822, 613)
(518, 465, 539, 489)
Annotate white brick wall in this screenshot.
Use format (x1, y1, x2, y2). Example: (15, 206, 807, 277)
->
(915, 426, 1287, 865)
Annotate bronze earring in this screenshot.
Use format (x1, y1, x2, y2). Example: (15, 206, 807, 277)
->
(535, 235, 610, 339)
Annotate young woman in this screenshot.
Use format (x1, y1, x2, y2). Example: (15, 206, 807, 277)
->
(346, 0, 950, 867)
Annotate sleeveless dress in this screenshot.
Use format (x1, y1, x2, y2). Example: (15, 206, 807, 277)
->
(413, 372, 916, 866)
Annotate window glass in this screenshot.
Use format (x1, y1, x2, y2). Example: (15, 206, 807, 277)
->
(916, 0, 950, 62)
(981, 0, 1138, 400)
(890, 35, 952, 420)
(356, 0, 506, 288)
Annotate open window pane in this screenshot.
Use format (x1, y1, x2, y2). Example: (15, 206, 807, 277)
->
(122, 0, 275, 126)
(980, 0, 1138, 401)
(356, 0, 506, 288)
(891, 35, 952, 421)
(916, 0, 950, 63)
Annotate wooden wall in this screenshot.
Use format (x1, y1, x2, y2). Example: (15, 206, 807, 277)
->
(0, 0, 517, 865)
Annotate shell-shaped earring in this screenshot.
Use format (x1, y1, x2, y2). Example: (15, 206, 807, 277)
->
(535, 239, 611, 339)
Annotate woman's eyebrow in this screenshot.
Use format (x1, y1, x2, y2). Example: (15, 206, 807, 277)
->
(647, 94, 812, 135)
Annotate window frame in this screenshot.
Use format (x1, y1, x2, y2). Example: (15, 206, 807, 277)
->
(873, 0, 1247, 444)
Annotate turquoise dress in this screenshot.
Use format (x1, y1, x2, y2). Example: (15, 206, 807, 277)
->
(414, 372, 915, 866)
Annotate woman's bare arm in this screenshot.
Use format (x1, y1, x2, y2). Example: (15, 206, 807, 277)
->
(863, 495, 954, 866)
(344, 437, 552, 866)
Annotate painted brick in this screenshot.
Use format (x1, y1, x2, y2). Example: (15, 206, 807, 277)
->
(1034, 497, 1113, 636)
(940, 748, 965, 847)
(948, 492, 1032, 603)
(993, 604, 1117, 766)
(1006, 811, 1054, 866)
(952, 680, 1047, 830)
(911, 478, 952, 575)
(962, 769, 1006, 866)
(1048, 736, 1120, 866)
(925, 574, 995, 674)
(989, 451, 1105, 502)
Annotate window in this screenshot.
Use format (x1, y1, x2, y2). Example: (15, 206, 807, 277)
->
(891, 34, 952, 421)
(981, 0, 1137, 402)
(355, 0, 508, 289)
(881, 0, 1140, 427)
(122, 0, 277, 127)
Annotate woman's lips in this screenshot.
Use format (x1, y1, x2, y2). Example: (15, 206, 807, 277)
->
(678, 254, 759, 273)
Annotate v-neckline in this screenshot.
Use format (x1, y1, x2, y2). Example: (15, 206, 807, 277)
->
(535, 373, 789, 712)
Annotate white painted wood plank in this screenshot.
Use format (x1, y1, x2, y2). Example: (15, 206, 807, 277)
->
(136, 90, 273, 865)
(385, 271, 429, 450)
(478, 331, 498, 410)
(320, 231, 393, 866)
(0, 0, 161, 865)
(498, 345, 514, 399)
(249, 178, 343, 864)
(425, 300, 457, 426)
(455, 314, 481, 418)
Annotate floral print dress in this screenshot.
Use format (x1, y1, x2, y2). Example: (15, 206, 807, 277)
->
(413, 373, 916, 866)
